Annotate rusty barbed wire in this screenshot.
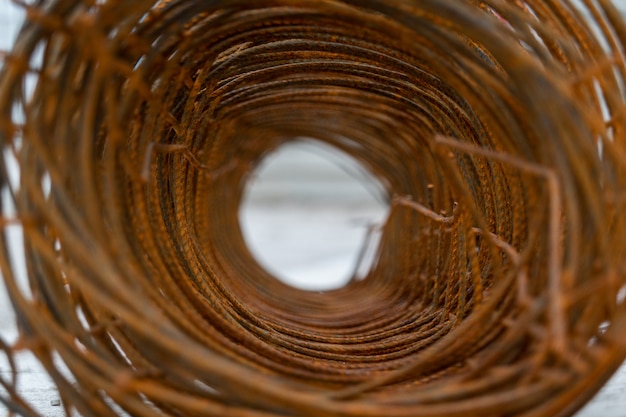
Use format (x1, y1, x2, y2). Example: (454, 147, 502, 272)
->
(1, 0, 626, 416)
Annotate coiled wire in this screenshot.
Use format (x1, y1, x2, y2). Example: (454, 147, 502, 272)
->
(1, 0, 626, 416)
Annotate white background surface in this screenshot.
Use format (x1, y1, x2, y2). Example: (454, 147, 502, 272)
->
(2, 1, 626, 416)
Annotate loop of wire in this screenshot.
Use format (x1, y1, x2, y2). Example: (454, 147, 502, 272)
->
(1, 1, 626, 416)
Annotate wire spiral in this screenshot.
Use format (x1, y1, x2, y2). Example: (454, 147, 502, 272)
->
(1, 0, 626, 416)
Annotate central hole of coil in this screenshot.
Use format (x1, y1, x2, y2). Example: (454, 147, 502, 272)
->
(239, 139, 390, 291)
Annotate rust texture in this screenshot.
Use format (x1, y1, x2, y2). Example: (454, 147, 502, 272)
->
(1, 0, 626, 416)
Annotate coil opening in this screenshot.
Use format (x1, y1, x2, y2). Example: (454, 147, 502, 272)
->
(239, 139, 389, 291)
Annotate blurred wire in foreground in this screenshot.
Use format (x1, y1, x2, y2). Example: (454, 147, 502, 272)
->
(1, 0, 626, 416)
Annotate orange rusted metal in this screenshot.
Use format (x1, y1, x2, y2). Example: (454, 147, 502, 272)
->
(1, 1, 625, 416)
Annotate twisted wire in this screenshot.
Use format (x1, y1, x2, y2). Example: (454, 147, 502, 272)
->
(1, 0, 626, 416)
